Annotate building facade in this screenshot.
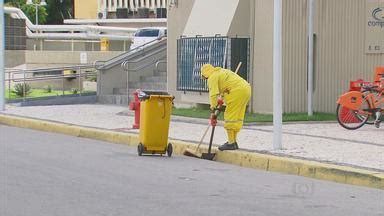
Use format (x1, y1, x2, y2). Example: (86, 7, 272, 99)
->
(74, 0, 168, 19)
(167, 0, 384, 113)
(74, 0, 99, 19)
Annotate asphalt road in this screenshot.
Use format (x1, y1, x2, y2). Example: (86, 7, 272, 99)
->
(1, 125, 383, 216)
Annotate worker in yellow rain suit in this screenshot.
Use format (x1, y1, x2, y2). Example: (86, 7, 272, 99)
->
(201, 64, 251, 151)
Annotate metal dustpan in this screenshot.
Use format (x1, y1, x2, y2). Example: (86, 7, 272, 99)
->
(200, 124, 217, 160)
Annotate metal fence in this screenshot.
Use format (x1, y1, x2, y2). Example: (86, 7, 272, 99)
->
(5, 65, 98, 102)
(177, 36, 250, 92)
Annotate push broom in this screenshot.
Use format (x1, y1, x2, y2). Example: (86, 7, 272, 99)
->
(183, 101, 223, 160)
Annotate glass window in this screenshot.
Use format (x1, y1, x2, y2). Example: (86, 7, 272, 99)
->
(135, 29, 160, 37)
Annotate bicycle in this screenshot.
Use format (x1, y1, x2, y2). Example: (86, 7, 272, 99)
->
(336, 82, 383, 130)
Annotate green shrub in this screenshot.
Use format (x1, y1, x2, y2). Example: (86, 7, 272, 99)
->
(86, 74, 97, 82)
(45, 85, 52, 93)
(71, 88, 79, 94)
(13, 83, 31, 97)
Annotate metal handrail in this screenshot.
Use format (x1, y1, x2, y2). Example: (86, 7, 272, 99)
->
(98, 36, 167, 70)
(6, 64, 95, 74)
(155, 60, 167, 73)
(120, 46, 167, 71)
(5, 64, 98, 102)
(121, 55, 167, 98)
(7, 72, 97, 82)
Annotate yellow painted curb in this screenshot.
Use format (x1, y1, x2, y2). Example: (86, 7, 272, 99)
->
(1, 114, 383, 190)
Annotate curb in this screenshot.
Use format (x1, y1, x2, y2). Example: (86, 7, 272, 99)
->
(1, 114, 383, 190)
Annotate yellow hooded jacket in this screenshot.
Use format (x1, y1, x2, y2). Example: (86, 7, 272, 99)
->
(201, 64, 251, 132)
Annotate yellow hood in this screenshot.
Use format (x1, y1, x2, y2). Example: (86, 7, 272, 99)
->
(201, 64, 220, 78)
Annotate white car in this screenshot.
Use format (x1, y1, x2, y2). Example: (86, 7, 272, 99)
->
(130, 27, 167, 49)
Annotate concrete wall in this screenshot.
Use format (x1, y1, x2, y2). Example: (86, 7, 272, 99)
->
(167, 0, 198, 106)
(5, 50, 25, 68)
(228, 0, 251, 37)
(252, 0, 274, 114)
(74, 0, 99, 19)
(26, 78, 84, 91)
(27, 39, 132, 52)
(25, 51, 124, 65)
(5, 50, 125, 68)
(99, 66, 126, 95)
(168, 0, 384, 113)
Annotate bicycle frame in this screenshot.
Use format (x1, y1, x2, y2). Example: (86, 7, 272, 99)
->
(364, 90, 384, 114)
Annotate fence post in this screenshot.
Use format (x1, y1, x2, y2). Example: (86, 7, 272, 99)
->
(62, 70, 65, 96)
(8, 71, 11, 100)
(23, 69, 26, 102)
(78, 67, 82, 96)
(0, 0, 4, 111)
(71, 31, 74, 51)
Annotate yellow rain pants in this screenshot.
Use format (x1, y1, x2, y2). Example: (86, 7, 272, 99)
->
(201, 64, 251, 143)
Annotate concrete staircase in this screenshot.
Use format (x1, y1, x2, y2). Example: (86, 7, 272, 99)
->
(98, 71, 167, 105)
(97, 38, 167, 106)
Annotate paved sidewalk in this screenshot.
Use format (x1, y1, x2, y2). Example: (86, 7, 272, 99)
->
(1, 104, 383, 171)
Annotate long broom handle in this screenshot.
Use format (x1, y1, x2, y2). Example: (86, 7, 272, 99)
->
(196, 124, 210, 151)
(207, 125, 216, 154)
(234, 62, 242, 74)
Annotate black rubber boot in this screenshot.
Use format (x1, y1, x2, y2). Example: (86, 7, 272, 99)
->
(218, 142, 239, 151)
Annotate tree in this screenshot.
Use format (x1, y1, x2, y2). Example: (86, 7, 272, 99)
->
(45, 0, 73, 24)
(5, 0, 74, 25)
(5, 0, 48, 24)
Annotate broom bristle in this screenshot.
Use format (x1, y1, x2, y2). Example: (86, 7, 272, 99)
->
(183, 148, 201, 158)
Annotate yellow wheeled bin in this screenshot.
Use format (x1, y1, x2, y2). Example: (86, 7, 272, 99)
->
(137, 91, 174, 157)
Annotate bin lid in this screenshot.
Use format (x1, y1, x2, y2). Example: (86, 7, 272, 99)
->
(142, 90, 169, 95)
(138, 90, 173, 101)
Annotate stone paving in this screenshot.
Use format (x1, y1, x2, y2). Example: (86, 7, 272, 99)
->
(2, 104, 383, 171)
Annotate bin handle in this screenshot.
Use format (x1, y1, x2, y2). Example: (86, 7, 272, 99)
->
(161, 98, 166, 119)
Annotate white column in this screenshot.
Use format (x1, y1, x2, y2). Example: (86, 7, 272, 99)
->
(129, 0, 134, 10)
(156, 0, 160, 8)
(161, 0, 166, 8)
(273, 0, 283, 150)
(98, 0, 103, 12)
(307, 0, 314, 116)
(113, 0, 118, 10)
(108, 0, 112, 11)
(135, 0, 139, 9)
(146, 0, 150, 8)
(0, 0, 5, 111)
(124, 0, 128, 8)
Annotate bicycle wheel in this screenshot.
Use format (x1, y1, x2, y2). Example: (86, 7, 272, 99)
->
(336, 98, 370, 130)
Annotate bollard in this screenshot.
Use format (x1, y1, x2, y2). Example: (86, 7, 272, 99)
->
(129, 91, 141, 129)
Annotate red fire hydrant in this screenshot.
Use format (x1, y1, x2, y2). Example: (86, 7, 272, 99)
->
(129, 90, 141, 129)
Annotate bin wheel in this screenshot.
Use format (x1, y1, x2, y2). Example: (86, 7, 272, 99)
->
(167, 143, 173, 157)
(138, 143, 144, 156)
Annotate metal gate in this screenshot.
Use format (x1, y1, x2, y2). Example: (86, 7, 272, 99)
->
(177, 36, 249, 92)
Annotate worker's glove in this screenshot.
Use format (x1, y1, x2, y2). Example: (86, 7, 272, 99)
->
(217, 97, 224, 106)
(215, 97, 226, 112)
(210, 113, 217, 126)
